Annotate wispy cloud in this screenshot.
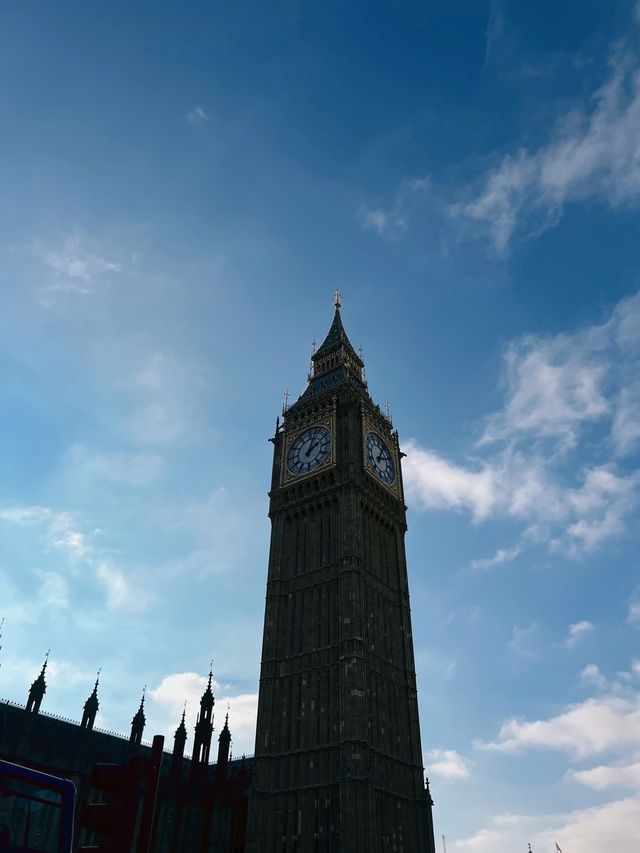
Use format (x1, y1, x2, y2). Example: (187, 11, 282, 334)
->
(35, 233, 121, 301)
(628, 588, 640, 626)
(0, 505, 92, 561)
(0, 504, 152, 613)
(477, 671, 640, 758)
(451, 798, 640, 853)
(424, 748, 474, 780)
(187, 106, 209, 124)
(470, 544, 522, 571)
(580, 663, 607, 690)
(507, 623, 540, 660)
(567, 620, 595, 648)
(404, 292, 640, 559)
(358, 177, 430, 238)
(450, 46, 640, 253)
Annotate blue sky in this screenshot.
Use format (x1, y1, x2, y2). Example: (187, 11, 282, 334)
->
(1, 1, 640, 849)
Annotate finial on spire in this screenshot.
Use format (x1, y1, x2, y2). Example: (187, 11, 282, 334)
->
(94, 668, 101, 689)
(334, 289, 342, 309)
(282, 389, 290, 415)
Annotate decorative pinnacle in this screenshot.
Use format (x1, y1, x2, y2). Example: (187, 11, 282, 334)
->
(282, 389, 290, 415)
(334, 289, 342, 309)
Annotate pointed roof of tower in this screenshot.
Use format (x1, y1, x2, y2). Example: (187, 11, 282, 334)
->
(292, 294, 368, 408)
(219, 707, 231, 742)
(174, 706, 187, 742)
(132, 687, 146, 725)
(30, 650, 49, 692)
(312, 292, 361, 364)
(84, 669, 100, 712)
(200, 666, 215, 710)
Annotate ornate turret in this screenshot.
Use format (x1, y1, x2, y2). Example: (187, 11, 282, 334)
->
(81, 670, 100, 731)
(129, 688, 146, 746)
(215, 709, 231, 781)
(190, 667, 215, 779)
(171, 706, 188, 781)
(26, 651, 49, 714)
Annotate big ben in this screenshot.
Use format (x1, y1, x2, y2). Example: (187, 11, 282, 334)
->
(249, 294, 436, 852)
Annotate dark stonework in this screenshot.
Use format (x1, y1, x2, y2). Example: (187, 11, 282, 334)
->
(249, 301, 436, 852)
(0, 689, 251, 851)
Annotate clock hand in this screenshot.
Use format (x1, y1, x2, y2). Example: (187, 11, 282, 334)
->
(305, 439, 320, 458)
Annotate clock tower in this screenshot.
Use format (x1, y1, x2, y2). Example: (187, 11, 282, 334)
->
(249, 295, 436, 853)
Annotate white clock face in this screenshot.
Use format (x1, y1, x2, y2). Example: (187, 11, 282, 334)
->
(366, 432, 395, 484)
(287, 426, 332, 476)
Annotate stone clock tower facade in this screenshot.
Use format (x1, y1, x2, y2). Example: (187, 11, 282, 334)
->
(249, 297, 436, 853)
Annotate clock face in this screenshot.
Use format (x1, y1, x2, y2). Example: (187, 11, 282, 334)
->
(287, 426, 332, 476)
(366, 432, 395, 484)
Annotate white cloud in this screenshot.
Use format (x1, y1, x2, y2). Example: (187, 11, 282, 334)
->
(404, 292, 640, 558)
(628, 588, 640, 626)
(477, 691, 640, 759)
(360, 207, 407, 237)
(187, 106, 209, 124)
(450, 49, 640, 252)
(570, 761, 640, 791)
(507, 623, 540, 660)
(470, 544, 521, 571)
(479, 331, 609, 449)
(150, 671, 257, 756)
(580, 664, 607, 690)
(612, 380, 640, 456)
(424, 748, 474, 780)
(95, 561, 152, 612)
(36, 233, 120, 300)
(451, 798, 640, 853)
(403, 442, 498, 521)
(0, 505, 92, 561)
(566, 620, 594, 648)
(358, 177, 430, 237)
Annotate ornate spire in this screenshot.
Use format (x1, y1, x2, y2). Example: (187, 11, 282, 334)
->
(26, 650, 49, 714)
(215, 704, 232, 781)
(190, 667, 215, 775)
(170, 702, 188, 780)
(81, 669, 100, 731)
(129, 686, 146, 745)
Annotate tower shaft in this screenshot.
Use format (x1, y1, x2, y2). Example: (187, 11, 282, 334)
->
(250, 306, 434, 852)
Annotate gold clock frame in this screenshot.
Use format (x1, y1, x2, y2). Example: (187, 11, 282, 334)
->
(362, 408, 401, 499)
(281, 407, 336, 487)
